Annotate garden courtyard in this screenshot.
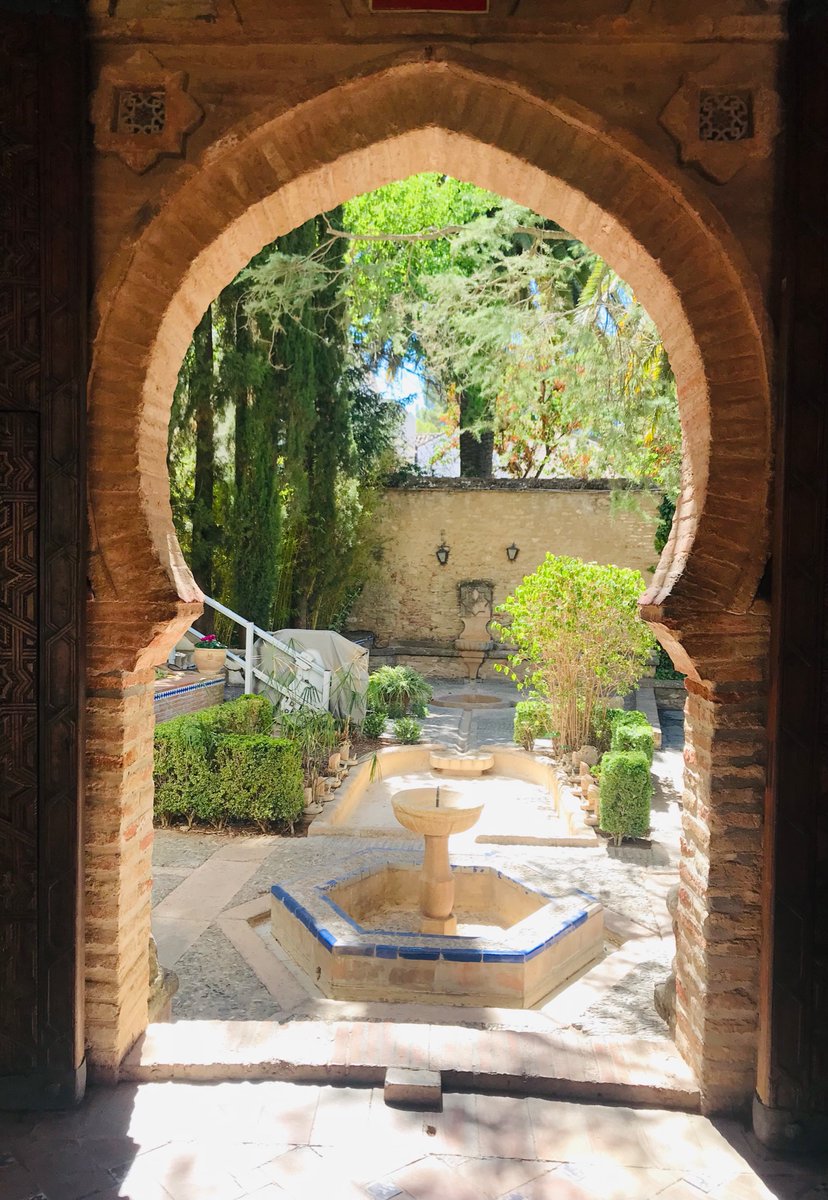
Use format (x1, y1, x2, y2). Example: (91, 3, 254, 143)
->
(150, 677, 684, 1052)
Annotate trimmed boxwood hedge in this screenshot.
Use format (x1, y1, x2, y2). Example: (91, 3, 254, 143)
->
(154, 694, 303, 829)
(514, 699, 553, 750)
(610, 719, 655, 764)
(198, 692, 274, 735)
(599, 749, 653, 843)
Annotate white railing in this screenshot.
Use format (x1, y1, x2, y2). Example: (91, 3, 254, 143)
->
(186, 595, 331, 713)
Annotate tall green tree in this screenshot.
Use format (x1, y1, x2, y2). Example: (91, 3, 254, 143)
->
(190, 305, 217, 633)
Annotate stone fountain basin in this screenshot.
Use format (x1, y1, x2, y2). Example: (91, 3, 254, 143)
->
(429, 750, 494, 775)
(269, 853, 604, 1009)
(391, 787, 484, 837)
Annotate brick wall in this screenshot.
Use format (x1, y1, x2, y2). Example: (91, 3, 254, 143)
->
(153, 675, 225, 724)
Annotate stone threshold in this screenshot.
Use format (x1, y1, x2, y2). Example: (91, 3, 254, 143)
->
(119, 1017, 699, 1112)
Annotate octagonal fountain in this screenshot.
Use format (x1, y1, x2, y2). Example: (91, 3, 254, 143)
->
(270, 760, 604, 1008)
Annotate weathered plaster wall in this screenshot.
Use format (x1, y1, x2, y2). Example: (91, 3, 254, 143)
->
(346, 482, 658, 647)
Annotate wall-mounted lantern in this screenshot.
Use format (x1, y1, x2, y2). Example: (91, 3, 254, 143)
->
(435, 541, 450, 566)
(506, 542, 520, 562)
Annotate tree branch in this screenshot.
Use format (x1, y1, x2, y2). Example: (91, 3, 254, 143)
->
(322, 218, 573, 244)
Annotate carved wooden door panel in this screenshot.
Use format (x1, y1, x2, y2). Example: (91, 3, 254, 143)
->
(0, 11, 85, 1105)
(0, 414, 39, 1074)
(764, 0, 828, 1122)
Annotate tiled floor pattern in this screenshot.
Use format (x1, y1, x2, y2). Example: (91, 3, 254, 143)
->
(1, 1082, 825, 1200)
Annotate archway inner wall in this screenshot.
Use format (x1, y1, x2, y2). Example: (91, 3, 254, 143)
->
(86, 59, 772, 1112)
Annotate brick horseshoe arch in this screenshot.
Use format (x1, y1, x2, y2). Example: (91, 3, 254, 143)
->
(86, 58, 772, 1109)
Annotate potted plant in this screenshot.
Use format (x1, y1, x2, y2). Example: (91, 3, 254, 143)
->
(192, 633, 227, 674)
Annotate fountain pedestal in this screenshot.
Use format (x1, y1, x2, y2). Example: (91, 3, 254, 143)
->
(391, 787, 484, 935)
(421, 835, 457, 934)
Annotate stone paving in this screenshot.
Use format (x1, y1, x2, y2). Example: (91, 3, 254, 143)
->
(2, 1078, 826, 1200)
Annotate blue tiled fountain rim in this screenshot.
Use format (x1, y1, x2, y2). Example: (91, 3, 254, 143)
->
(271, 856, 598, 965)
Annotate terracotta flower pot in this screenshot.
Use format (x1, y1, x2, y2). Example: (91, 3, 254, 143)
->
(193, 646, 226, 674)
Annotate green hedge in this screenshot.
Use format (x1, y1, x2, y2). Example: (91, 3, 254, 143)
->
(154, 695, 303, 829)
(213, 734, 304, 826)
(599, 749, 652, 843)
(514, 700, 553, 750)
(592, 705, 650, 753)
(610, 720, 655, 764)
(198, 692, 274, 735)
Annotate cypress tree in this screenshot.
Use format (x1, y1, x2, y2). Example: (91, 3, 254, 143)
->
(190, 304, 217, 633)
(219, 281, 282, 630)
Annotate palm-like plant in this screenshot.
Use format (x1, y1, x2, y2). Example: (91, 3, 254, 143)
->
(366, 666, 432, 719)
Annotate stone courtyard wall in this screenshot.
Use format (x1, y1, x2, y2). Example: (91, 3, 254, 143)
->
(346, 480, 658, 649)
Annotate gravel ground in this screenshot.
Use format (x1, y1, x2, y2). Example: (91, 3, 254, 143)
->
(152, 829, 233, 868)
(172, 924, 283, 1022)
(151, 871, 188, 907)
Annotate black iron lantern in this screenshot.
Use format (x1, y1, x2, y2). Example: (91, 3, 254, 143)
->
(435, 541, 450, 566)
(506, 542, 520, 562)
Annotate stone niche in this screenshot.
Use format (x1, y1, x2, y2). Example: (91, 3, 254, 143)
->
(270, 855, 603, 1008)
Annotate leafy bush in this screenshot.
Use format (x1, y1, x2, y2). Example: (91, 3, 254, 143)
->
(654, 642, 685, 681)
(199, 693, 273, 736)
(154, 718, 215, 825)
(613, 708, 650, 730)
(654, 494, 676, 556)
(514, 699, 553, 750)
(361, 706, 388, 739)
(154, 699, 303, 829)
(611, 720, 654, 764)
(493, 554, 654, 750)
(592, 705, 649, 753)
(367, 666, 432, 718)
(599, 750, 652, 843)
(277, 708, 338, 759)
(213, 735, 304, 828)
(393, 716, 422, 744)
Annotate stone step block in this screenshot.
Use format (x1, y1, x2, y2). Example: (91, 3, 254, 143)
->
(384, 1066, 443, 1111)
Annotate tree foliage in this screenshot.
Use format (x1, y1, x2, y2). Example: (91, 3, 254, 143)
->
(341, 178, 680, 487)
(493, 554, 655, 751)
(169, 173, 680, 640)
(169, 211, 404, 634)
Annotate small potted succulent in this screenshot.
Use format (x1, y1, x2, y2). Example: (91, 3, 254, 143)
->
(192, 633, 227, 674)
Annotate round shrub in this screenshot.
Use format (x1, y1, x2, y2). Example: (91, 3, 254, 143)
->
(514, 699, 553, 750)
(493, 554, 654, 749)
(611, 721, 655, 764)
(393, 716, 422, 744)
(361, 706, 388, 739)
(599, 749, 652, 844)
